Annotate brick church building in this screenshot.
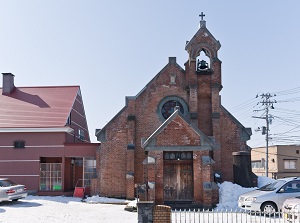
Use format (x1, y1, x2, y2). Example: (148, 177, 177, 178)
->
(93, 15, 253, 207)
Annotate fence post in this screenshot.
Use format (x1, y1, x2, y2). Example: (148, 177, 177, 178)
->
(153, 205, 171, 223)
(137, 201, 155, 223)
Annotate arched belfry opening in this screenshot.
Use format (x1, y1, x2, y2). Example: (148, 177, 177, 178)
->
(196, 49, 211, 72)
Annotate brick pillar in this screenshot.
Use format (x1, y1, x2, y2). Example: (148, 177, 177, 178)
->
(154, 151, 164, 204)
(193, 151, 202, 205)
(126, 144, 135, 199)
(126, 113, 136, 200)
(90, 178, 99, 196)
(153, 205, 171, 223)
(126, 172, 135, 200)
(142, 156, 156, 202)
(137, 201, 154, 223)
(201, 153, 218, 208)
(233, 151, 257, 187)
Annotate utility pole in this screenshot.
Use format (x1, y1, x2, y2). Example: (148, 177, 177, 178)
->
(253, 93, 276, 177)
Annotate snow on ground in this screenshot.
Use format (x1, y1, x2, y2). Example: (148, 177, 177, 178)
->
(0, 196, 137, 223)
(0, 177, 274, 223)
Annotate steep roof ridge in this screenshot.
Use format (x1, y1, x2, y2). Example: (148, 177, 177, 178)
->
(97, 58, 185, 135)
(0, 85, 80, 90)
(185, 24, 221, 52)
(66, 87, 81, 127)
(134, 58, 185, 99)
(220, 105, 252, 137)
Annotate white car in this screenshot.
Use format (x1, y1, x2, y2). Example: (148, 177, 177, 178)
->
(0, 178, 27, 202)
(238, 177, 300, 215)
(282, 196, 300, 222)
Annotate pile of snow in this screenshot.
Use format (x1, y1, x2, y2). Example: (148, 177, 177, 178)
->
(85, 196, 130, 204)
(84, 195, 137, 211)
(216, 176, 275, 210)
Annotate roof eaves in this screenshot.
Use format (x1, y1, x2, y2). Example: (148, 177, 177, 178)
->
(221, 105, 252, 138)
(0, 127, 74, 133)
(185, 26, 221, 51)
(95, 106, 127, 137)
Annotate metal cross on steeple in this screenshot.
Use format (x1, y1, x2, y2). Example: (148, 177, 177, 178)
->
(199, 12, 205, 21)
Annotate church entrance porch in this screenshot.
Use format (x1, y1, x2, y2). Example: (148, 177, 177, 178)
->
(163, 152, 193, 202)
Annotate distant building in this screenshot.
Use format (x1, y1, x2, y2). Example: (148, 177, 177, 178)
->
(0, 73, 100, 195)
(93, 16, 254, 208)
(252, 145, 300, 179)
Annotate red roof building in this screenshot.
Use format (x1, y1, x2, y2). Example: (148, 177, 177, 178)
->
(0, 73, 99, 195)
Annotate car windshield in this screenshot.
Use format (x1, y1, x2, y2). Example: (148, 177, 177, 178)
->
(258, 180, 286, 191)
(0, 179, 18, 187)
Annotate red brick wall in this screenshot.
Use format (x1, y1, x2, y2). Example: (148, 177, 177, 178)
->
(218, 108, 248, 182)
(156, 116, 201, 146)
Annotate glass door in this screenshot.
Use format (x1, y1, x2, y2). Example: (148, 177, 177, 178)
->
(40, 163, 62, 191)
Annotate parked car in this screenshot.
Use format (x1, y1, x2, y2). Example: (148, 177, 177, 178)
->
(0, 178, 27, 202)
(238, 177, 300, 215)
(282, 196, 300, 222)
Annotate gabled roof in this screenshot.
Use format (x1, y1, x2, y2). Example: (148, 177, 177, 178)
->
(96, 57, 185, 137)
(0, 86, 79, 128)
(142, 109, 218, 150)
(185, 21, 221, 52)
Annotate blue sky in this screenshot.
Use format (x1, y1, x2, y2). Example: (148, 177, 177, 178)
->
(1, 1, 300, 147)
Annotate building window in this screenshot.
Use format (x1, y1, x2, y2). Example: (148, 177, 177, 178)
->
(157, 96, 189, 121)
(164, 152, 192, 160)
(83, 158, 97, 187)
(284, 160, 297, 170)
(66, 113, 71, 125)
(251, 160, 264, 169)
(40, 163, 62, 191)
(14, 140, 25, 149)
(78, 129, 85, 140)
(161, 100, 184, 119)
(297, 150, 299, 154)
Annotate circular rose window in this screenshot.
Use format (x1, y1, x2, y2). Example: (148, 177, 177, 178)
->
(161, 100, 184, 119)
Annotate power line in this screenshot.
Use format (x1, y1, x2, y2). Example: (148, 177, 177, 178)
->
(252, 93, 277, 177)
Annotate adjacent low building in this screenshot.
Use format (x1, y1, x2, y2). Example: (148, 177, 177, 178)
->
(251, 145, 300, 179)
(0, 73, 100, 195)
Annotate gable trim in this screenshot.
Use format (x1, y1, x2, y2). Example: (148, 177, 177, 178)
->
(145, 145, 214, 151)
(142, 109, 218, 149)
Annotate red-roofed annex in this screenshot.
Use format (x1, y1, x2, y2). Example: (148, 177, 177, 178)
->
(0, 73, 99, 195)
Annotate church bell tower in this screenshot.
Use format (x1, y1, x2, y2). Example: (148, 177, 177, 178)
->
(185, 13, 222, 140)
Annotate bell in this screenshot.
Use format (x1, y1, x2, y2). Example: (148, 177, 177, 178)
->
(199, 60, 208, 69)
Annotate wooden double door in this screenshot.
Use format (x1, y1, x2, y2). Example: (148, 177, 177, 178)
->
(163, 161, 193, 201)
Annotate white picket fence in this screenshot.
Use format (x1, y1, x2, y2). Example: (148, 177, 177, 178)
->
(171, 209, 298, 223)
